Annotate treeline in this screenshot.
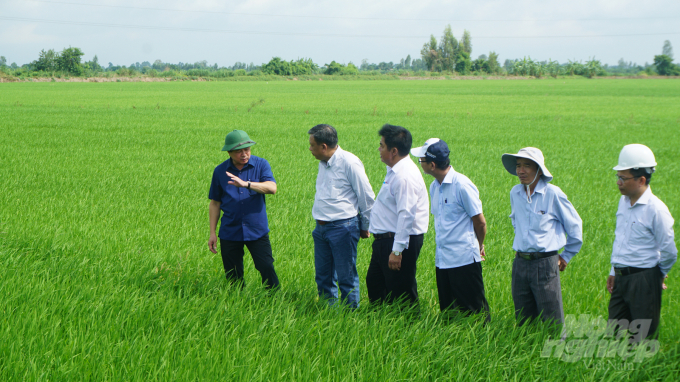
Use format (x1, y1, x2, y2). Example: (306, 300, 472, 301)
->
(1, 35, 678, 80)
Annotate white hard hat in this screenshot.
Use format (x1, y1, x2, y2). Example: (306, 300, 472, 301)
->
(502, 147, 553, 182)
(613, 144, 657, 173)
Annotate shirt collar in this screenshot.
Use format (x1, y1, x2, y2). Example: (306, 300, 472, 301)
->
(440, 167, 456, 185)
(323, 146, 342, 168)
(513, 177, 547, 196)
(627, 186, 653, 207)
(389, 156, 411, 174)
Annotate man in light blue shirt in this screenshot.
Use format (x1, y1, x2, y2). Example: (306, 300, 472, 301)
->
(502, 147, 583, 325)
(309, 124, 375, 308)
(607, 144, 677, 340)
(412, 138, 490, 321)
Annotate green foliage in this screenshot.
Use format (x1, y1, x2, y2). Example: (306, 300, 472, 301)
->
(421, 35, 439, 72)
(654, 55, 680, 76)
(323, 61, 358, 75)
(262, 57, 318, 76)
(0, 55, 6, 67)
(57, 47, 85, 75)
(460, 29, 472, 55)
(486, 51, 500, 74)
(32, 49, 59, 72)
(662, 40, 673, 60)
(439, 25, 458, 72)
(455, 50, 472, 74)
(84, 55, 102, 74)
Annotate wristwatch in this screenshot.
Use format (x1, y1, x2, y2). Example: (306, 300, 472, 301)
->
(247, 181, 251, 189)
(393, 251, 402, 257)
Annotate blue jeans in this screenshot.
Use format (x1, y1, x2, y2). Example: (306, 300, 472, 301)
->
(312, 216, 361, 308)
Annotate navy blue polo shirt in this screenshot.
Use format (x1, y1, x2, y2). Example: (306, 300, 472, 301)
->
(209, 155, 276, 241)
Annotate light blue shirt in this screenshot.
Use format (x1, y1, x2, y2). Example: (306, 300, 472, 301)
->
(610, 187, 677, 276)
(509, 178, 583, 262)
(430, 168, 483, 269)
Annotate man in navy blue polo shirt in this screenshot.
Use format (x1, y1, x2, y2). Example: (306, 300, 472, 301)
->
(208, 130, 280, 289)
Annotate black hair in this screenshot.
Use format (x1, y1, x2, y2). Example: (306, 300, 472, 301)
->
(378, 124, 412, 156)
(308, 124, 338, 148)
(629, 167, 653, 185)
(423, 158, 450, 170)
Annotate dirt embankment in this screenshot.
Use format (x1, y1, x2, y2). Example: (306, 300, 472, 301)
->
(1, 75, 678, 83)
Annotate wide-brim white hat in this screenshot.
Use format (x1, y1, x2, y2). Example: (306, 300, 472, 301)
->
(502, 147, 553, 182)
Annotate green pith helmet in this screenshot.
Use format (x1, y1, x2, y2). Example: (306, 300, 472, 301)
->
(222, 130, 256, 151)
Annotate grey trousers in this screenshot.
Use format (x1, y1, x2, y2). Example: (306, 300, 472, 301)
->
(511, 254, 564, 325)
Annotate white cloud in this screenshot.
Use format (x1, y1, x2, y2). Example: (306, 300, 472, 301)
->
(0, 0, 678, 66)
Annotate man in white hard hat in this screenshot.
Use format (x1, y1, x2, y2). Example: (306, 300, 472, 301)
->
(413, 138, 490, 321)
(607, 144, 677, 340)
(502, 147, 583, 325)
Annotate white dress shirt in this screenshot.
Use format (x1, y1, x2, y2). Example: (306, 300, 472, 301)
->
(369, 156, 429, 252)
(610, 187, 677, 276)
(312, 147, 375, 230)
(509, 178, 583, 262)
(431, 168, 484, 269)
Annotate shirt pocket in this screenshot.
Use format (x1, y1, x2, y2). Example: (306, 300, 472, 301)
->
(629, 220, 653, 243)
(443, 202, 465, 222)
(377, 184, 393, 205)
(530, 211, 553, 232)
(329, 178, 343, 199)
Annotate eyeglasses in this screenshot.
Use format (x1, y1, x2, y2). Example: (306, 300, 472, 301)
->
(418, 159, 429, 163)
(616, 175, 640, 183)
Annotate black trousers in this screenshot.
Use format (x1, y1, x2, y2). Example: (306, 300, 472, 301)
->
(366, 234, 424, 306)
(219, 234, 279, 289)
(608, 266, 663, 340)
(436, 261, 491, 322)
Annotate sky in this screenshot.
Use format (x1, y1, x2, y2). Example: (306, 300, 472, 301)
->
(0, 0, 678, 68)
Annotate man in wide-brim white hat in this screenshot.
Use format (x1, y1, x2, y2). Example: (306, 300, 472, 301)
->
(501, 147, 583, 326)
(607, 144, 677, 341)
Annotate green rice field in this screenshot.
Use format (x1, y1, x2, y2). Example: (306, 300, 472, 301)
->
(1, 79, 679, 381)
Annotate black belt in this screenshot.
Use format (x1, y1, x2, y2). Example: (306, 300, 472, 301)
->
(516, 251, 558, 260)
(614, 266, 653, 276)
(373, 232, 395, 240)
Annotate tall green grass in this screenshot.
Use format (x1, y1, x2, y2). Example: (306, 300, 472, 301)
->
(1, 79, 679, 380)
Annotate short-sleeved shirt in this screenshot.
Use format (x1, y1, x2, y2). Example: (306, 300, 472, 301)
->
(430, 168, 484, 269)
(209, 155, 276, 241)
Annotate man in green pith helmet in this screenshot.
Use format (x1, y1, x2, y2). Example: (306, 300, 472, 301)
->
(208, 130, 280, 289)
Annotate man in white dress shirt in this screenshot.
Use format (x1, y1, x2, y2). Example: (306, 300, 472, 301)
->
(309, 124, 375, 308)
(607, 144, 677, 340)
(366, 124, 429, 306)
(502, 147, 583, 325)
(412, 138, 490, 321)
